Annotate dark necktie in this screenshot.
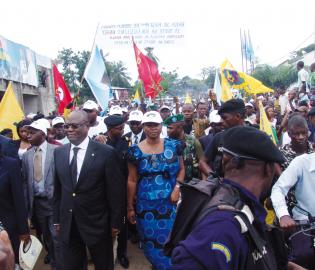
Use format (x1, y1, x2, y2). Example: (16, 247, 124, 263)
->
(70, 147, 80, 186)
(134, 135, 138, 144)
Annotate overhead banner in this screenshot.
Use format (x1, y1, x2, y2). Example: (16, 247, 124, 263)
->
(99, 21, 185, 48)
(0, 35, 38, 86)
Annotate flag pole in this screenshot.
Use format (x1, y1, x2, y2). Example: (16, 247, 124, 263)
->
(240, 29, 244, 73)
(243, 29, 248, 74)
(248, 29, 254, 74)
(80, 22, 100, 84)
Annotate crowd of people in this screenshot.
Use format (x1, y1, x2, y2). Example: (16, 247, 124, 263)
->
(0, 60, 315, 269)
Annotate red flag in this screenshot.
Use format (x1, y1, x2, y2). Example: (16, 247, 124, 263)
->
(52, 64, 72, 114)
(133, 41, 162, 98)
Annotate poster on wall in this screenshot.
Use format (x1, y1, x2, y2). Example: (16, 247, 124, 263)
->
(0, 35, 38, 87)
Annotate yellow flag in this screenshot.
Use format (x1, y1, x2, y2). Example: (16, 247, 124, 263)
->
(220, 59, 233, 101)
(0, 82, 24, 139)
(184, 93, 192, 104)
(221, 60, 273, 95)
(259, 101, 277, 144)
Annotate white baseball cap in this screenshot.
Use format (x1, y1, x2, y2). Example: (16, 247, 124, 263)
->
(121, 107, 128, 113)
(83, 100, 98, 110)
(26, 120, 48, 135)
(160, 105, 171, 111)
(109, 105, 123, 115)
(209, 110, 221, 123)
(128, 110, 143, 122)
(245, 103, 254, 108)
(52, 117, 65, 127)
(142, 111, 163, 124)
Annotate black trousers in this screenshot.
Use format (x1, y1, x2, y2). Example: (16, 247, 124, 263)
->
(117, 217, 128, 258)
(60, 219, 114, 270)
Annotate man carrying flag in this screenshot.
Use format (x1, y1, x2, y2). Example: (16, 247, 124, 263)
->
(52, 64, 72, 115)
(132, 40, 162, 99)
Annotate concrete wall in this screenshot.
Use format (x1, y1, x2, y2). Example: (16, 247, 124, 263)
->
(0, 77, 56, 116)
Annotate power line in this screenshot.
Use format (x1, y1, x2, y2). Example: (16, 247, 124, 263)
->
(266, 31, 315, 65)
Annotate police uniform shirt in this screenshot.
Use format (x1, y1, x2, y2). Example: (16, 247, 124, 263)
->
(171, 179, 268, 270)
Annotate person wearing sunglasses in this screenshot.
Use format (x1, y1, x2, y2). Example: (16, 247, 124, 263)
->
(54, 110, 124, 270)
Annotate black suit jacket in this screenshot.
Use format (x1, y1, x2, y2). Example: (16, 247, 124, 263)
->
(0, 135, 18, 158)
(123, 131, 146, 145)
(0, 156, 28, 235)
(53, 139, 124, 245)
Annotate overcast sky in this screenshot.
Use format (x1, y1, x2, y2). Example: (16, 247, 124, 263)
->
(1, 0, 315, 81)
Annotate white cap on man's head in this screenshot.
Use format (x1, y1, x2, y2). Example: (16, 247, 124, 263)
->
(26, 120, 48, 135)
(245, 103, 254, 108)
(52, 117, 65, 127)
(83, 100, 98, 110)
(128, 110, 143, 122)
(142, 111, 163, 124)
(209, 110, 221, 123)
(160, 105, 171, 111)
(109, 105, 123, 116)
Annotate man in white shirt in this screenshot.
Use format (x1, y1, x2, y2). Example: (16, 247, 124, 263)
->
(278, 87, 289, 116)
(297, 61, 309, 92)
(271, 153, 315, 268)
(82, 100, 107, 139)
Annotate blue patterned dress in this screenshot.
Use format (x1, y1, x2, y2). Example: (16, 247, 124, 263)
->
(128, 138, 181, 270)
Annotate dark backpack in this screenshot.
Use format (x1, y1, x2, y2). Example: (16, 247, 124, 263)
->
(164, 177, 286, 270)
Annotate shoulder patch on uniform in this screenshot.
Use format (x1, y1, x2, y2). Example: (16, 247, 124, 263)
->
(211, 242, 232, 263)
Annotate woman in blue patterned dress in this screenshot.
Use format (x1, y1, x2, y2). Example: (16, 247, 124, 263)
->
(127, 111, 185, 270)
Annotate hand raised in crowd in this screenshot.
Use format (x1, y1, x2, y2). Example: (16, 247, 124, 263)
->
(279, 215, 296, 231)
(94, 134, 107, 144)
(0, 230, 15, 270)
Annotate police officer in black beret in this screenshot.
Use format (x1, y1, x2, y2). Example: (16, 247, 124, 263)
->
(104, 115, 130, 268)
(199, 98, 247, 177)
(171, 126, 300, 269)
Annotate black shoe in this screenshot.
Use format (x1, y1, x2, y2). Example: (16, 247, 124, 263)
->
(44, 254, 51, 264)
(118, 255, 129, 269)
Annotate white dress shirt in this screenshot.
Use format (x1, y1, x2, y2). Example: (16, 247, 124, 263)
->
(69, 136, 90, 181)
(271, 153, 315, 220)
(131, 130, 143, 145)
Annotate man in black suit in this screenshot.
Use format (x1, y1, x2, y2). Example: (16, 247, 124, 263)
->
(53, 110, 124, 270)
(123, 110, 146, 146)
(0, 134, 18, 158)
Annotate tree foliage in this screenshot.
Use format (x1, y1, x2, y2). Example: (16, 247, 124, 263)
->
(252, 64, 297, 89)
(57, 48, 132, 103)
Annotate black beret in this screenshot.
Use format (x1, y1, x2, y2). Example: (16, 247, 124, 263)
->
(104, 115, 124, 127)
(222, 126, 285, 163)
(218, 99, 245, 115)
(308, 107, 315, 116)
